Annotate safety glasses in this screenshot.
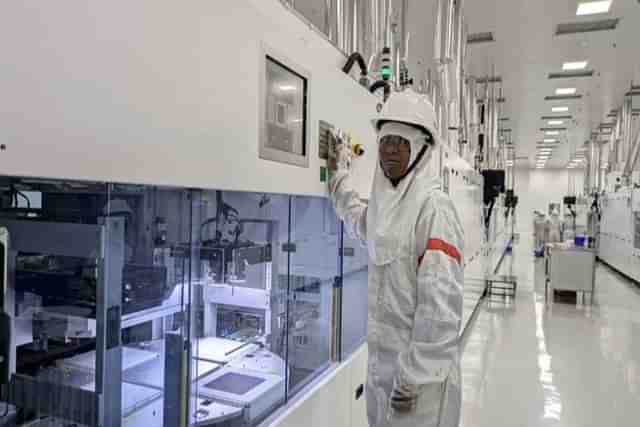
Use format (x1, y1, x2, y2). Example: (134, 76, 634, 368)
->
(378, 134, 411, 153)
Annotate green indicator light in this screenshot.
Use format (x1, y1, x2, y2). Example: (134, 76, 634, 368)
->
(381, 68, 392, 78)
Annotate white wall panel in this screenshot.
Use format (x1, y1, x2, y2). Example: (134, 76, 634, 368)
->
(0, 0, 377, 198)
(265, 344, 368, 427)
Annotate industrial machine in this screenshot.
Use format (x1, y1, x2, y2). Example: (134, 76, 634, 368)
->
(0, 179, 342, 427)
(0, 0, 503, 426)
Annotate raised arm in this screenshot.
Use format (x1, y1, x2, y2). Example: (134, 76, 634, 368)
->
(327, 137, 368, 243)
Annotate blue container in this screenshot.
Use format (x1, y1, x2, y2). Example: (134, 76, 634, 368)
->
(575, 235, 585, 247)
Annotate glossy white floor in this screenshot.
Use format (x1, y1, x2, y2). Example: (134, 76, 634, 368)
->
(461, 234, 640, 427)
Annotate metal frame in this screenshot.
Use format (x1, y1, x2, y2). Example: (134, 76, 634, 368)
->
(96, 215, 125, 427)
(259, 43, 311, 168)
(163, 331, 189, 427)
(1, 217, 126, 426)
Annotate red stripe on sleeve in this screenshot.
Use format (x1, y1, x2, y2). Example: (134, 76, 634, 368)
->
(418, 238, 462, 267)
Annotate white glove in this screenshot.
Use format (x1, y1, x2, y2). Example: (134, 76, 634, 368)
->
(388, 377, 419, 415)
(327, 130, 352, 177)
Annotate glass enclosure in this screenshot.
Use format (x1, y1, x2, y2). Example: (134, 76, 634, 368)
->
(340, 227, 368, 359)
(0, 176, 368, 427)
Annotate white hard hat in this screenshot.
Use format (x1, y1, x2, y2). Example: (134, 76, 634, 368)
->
(372, 89, 439, 143)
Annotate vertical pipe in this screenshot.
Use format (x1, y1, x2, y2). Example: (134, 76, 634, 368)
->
(456, 1, 465, 156)
(399, 0, 408, 60)
(624, 96, 630, 169)
(591, 140, 597, 193)
(326, 0, 338, 44)
(434, 0, 444, 63)
(626, 95, 633, 173)
(384, 0, 393, 48)
(585, 140, 593, 194)
(444, 0, 456, 63)
(615, 109, 622, 171)
(324, 0, 332, 40)
(350, 0, 357, 53)
(356, 0, 370, 61)
(498, 86, 503, 167)
(371, 0, 379, 57)
(343, 0, 354, 53)
(596, 141, 603, 192)
(584, 144, 590, 194)
(393, 0, 410, 89)
(335, 0, 344, 51)
(620, 98, 627, 169)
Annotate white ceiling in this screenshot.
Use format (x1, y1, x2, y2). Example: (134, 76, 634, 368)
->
(462, 0, 640, 168)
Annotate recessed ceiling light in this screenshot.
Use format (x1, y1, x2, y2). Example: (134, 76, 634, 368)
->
(556, 87, 577, 95)
(576, 1, 612, 16)
(548, 120, 564, 125)
(546, 131, 560, 135)
(562, 61, 588, 71)
(543, 138, 557, 143)
(279, 85, 297, 91)
(552, 106, 569, 113)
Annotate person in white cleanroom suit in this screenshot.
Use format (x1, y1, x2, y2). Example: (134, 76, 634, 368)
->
(547, 208, 562, 243)
(328, 89, 463, 427)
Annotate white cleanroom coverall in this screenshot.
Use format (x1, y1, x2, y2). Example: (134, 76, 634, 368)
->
(547, 209, 562, 243)
(329, 91, 464, 427)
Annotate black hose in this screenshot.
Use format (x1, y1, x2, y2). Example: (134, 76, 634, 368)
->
(485, 198, 496, 230)
(369, 80, 391, 101)
(342, 52, 368, 77)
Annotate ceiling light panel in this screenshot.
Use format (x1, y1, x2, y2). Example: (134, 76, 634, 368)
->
(563, 61, 588, 70)
(548, 120, 564, 125)
(556, 87, 577, 95)
(576, 1, 612, 16)
(545, 131, 560, 135)
(552, 107, 569, 113)
(543, 139, 557, 143)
